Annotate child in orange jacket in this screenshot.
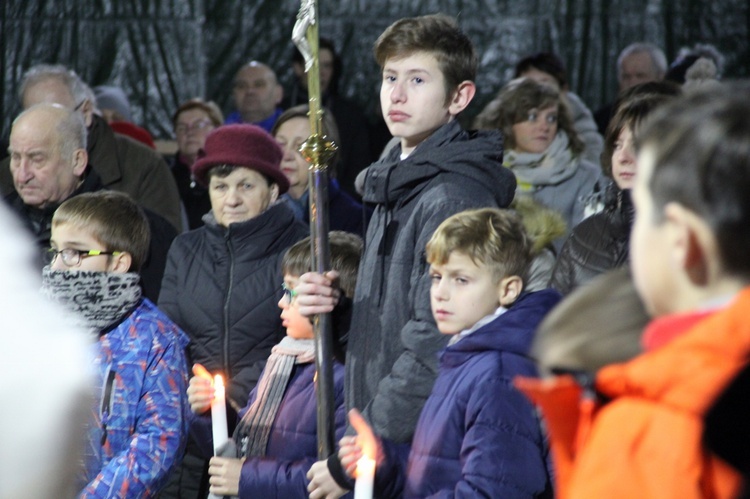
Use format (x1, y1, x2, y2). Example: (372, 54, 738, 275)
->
(518, 82, 750, 499)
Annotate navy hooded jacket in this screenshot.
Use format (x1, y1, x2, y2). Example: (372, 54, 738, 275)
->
(375, 290, 560, 498)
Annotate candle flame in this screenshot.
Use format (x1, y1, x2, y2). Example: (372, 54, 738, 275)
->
(214, 374, 224, 393)
(355, 455, 376, 478)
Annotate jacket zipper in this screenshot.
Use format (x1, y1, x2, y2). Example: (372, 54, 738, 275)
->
(223, 232, 235, 379)
(100, 368, 117, 446)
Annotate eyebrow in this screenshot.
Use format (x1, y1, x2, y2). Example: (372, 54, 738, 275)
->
(383, 67, 431, 76)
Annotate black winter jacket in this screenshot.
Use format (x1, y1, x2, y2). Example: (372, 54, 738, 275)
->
(158, 202, 308, 407)
(550, 184, 634, 295)
(349, 120, 516, 443)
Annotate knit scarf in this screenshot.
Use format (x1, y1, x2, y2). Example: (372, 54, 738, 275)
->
(233, 336, 316, 458)
(40, 267, 142, 339)
(505, 132, 579, 190)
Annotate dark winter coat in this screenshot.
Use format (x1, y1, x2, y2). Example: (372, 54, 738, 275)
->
(166, 153, 211, 230)
(158, 202, 308, 407)
(349, 120, 516, 443)
(375, 290, 560, 498)
(550, 185, 634, 295)
(191, 360, 348, 498)
(281, 178, 371, 237)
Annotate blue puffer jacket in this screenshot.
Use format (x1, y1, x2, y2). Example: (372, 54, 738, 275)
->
(191, 360, 349, 498)
(376, 290, 560, 498)
(81, 298, 190, 498)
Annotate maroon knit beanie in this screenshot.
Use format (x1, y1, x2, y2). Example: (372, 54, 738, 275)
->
(191, 124, 289, 193)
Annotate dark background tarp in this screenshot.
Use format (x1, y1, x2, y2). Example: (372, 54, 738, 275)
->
(1, 0, 748, 140)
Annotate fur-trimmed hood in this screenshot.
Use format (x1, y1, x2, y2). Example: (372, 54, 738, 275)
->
(512, 196, 567, 254)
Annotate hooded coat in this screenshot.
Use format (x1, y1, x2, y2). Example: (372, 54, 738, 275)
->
(158, 202, 308, 407)
(374, 290, 560, 498)
(349, 120, 516, 443)
(517, 288, 750, 499)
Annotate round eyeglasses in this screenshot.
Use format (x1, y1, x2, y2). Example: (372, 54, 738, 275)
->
(175, 119, 213, 135)
(281, 282, 298, 302)
(44, 248, 122, 267)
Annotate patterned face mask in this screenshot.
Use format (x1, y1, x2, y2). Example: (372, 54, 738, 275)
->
(41, 267, 142, 338)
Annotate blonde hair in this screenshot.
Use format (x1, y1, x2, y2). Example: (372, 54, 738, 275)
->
(426, 208, 532, 283)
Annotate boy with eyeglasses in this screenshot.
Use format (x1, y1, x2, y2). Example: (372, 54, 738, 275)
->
(186, 231, 362, 498)
(41, 190, 190, 497)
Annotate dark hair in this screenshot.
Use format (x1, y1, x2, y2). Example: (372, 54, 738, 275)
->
(602, 91, 678, 178)
(172, 98, 224, 128)
(293, 37, 342, 95)
(374, 14, 476, 105)
(636, 82, 750, 280)
(52, 191, 150, 272)
(514, 52, 568, 90)
(282, 231, 363, 298)
(270, 104, 341, 173)
(474, 77, 584, 155)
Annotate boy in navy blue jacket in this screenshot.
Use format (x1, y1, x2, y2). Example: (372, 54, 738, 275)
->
(187, 232, 362, 498)
(339, 208, 558, 498)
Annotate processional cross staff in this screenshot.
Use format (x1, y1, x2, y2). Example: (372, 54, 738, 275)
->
(292, 0, 339, 460)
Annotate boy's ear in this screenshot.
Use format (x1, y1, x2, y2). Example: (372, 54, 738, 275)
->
(447, 81, 476, 116)
(109, 251, 133, 274)
(664, 202, 712, 286)
(498, 275, 524, 307)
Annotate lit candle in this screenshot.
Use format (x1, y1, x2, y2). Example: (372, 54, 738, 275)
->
(353, 455, 375, 499)
(211, 374, 228, 454)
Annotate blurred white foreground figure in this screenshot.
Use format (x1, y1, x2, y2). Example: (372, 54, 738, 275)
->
(0, 202, 89, 498)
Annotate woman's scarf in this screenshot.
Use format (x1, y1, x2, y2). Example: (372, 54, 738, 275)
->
(41, 267, 141, 339)
(233, 336, 316, 458)
(505, 132, 580, 190)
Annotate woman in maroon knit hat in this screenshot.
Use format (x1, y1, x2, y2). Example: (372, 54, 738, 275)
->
(157, 124, 308, 498)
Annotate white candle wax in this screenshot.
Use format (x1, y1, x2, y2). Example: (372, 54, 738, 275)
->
(210, 374, 229, 454)
(353, 455, 375, 499)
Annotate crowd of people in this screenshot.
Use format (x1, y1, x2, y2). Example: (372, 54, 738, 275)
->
(2, 10, 748, 499)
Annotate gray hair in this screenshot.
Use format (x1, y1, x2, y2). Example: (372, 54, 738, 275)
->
(18, 64, 90, 107)
(617, 42, 668, 80)
(14, 103, 87, 159)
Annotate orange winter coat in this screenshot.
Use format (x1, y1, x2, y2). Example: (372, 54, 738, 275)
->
(518, 288, 750, 499)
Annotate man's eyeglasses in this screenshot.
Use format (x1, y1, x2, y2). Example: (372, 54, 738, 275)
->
(281, 282, 298, 302)
(44, 248, 121, 267)
(175, 119, 213, 135)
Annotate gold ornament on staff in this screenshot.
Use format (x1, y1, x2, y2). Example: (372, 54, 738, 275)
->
(292, 0, 338, 460)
